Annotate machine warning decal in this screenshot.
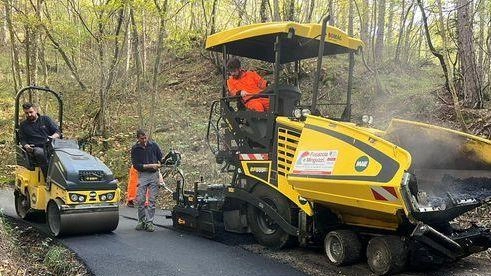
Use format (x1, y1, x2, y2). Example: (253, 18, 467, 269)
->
(293, 150, 338, 175)
(355, 156, 369, 172)
(371, 186, 398, 201)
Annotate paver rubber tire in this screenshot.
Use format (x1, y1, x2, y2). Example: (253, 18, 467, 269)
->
(246, 184, 297, 249)
(366, 236, 408, 275)
(324, 230, 362, 266)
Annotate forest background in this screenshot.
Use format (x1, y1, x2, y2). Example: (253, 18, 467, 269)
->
(0, 0, 489, 202)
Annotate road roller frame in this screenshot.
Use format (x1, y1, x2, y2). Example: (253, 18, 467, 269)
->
(172, 16, 491, 275)
(13, 86, 120, 236)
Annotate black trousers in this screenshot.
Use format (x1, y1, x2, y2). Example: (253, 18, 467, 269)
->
(31, 147, 49, 178)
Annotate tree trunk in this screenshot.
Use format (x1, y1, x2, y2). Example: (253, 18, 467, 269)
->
(236, 0, 247, 25)
(374, 0, 386, 61)
(5, 0, 22, 92)
(306, 0, 315, 22)
(149, 0, 168, 137)
(360, 0, 370, 49)
(25, 25, 32, 87)
(141, 9, 147, 77)
(477, 2, 485, 80)
(272, 0, 280, 21)
(125, 4, 131, 72)
(130, 8, 144, 128)
(328, 0, 335, 25)
(385, 0, 395, 58)
(283, 0, 294, 21)
(395, 0, 412, 62)
(1, 5, 7, 46)
(39, 35, 48, 86)
(487, 7, 491, 98)
(211, 0, 218, 34)
(96, 8, 106, 136)
(41, 2, 86, 90)
(456, 0, 483, 108)
(417, 0, 467, 132)
(402, 4, 416, 63)
(370, 0, 377, 62)
(349, 0, 354, 36)
(260, 0, 269, 22)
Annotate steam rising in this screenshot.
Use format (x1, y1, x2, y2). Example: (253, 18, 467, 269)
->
(384, 119, 491, 222)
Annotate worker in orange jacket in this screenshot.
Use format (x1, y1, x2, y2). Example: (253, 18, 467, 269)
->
(126, 166, 139, 207)
(226, 58, 269, 112)
(126, 165, 164, 207)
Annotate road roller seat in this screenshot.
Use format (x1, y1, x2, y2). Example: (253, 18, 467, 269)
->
(15, 145, 35, 171)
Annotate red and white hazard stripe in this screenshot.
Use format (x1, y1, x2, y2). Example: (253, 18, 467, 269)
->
(371, 186, 398, 201)
(239, 153, 269, 161)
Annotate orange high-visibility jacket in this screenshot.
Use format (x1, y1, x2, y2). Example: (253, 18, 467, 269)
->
(126, 166, 139, 203)
(227, 70, 267, 101)
(127, 166, 162, 205)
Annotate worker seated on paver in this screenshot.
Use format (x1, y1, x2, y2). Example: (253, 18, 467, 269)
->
(226, 57, 270, 112)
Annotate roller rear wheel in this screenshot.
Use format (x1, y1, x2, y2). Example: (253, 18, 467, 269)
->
(15, 190, 31, 219)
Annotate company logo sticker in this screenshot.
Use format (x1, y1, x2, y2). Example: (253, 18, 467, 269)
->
(328, 33, 342, 40)
(355, 156, 369, 172)
(293, 150, 338, 175)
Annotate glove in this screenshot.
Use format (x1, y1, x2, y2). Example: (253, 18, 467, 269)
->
(239, 90, 248, 97)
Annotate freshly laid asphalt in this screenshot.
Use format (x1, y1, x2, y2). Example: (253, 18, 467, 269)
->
(0, 188, 305, 276)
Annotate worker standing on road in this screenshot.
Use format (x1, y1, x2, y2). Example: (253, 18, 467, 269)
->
(131, 129, 163, 232)
(226, 57, 270, 112)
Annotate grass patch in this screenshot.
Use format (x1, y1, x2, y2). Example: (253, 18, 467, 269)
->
(44, 246, 74, 275)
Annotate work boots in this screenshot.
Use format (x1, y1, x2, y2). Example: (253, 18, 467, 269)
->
(135, 221, 155, 232)
(135, 221, 146, 231)
(145, 222, 155, 232)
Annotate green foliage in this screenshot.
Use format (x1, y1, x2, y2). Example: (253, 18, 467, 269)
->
(165, 30, 203, 55)
(43, 246, 73, 275)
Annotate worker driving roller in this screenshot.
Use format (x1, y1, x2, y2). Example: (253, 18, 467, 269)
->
(18, 102, 60, 178)
(226, 57, 270, 112)
(14, 86, 120, 237)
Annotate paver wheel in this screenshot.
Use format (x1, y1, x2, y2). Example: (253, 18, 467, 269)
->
(324, 230, 362, 266)
(367, 236, 408, 275)
(246, 185, 296, 249)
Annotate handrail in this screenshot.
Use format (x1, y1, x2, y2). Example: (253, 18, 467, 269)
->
(14, 86, 63, 144)
(311, 15, 331, 113)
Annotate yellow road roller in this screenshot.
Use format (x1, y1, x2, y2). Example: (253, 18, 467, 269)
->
(172, 17, 491, 275)
(14, 86, 120, 236)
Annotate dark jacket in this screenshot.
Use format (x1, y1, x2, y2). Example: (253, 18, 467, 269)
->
(19, 115, 60, 147)
(131, 141, 163, 172)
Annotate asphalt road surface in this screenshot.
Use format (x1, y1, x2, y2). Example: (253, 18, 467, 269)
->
(0, 188, 304, 276)
(0, 188, 489, 276)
